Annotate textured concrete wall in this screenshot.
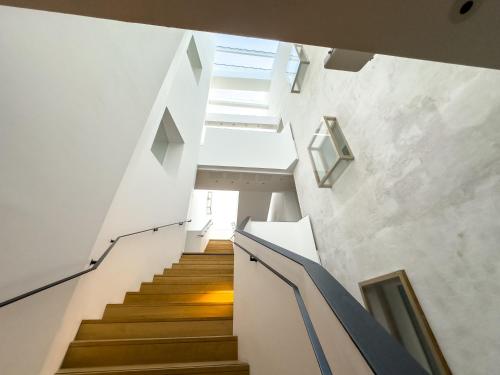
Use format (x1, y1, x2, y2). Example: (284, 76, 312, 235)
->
(272, 45, 500, 374)
(267, 191, 302, 222)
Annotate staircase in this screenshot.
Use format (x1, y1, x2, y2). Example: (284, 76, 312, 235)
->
(56, 240, 249, 374)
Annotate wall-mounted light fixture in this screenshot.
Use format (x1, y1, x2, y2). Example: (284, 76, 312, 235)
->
(308, 117, 354, 188)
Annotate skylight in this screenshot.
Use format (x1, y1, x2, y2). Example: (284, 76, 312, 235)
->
(213, 34, 278, 80)
(207, 34, 279, 120)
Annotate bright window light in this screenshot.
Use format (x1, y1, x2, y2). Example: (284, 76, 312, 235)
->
(209, 89, 269, 107)
(213, 34, 278, 80)
(206, 104, 269, 117)
(214, 34, 279, 53)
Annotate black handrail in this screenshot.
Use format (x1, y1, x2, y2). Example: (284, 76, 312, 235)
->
(0, 219, 191, 308)
(235, 217, 427, 375)
(234, 241, 333, 375)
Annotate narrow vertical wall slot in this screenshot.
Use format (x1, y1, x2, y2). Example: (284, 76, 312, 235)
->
(187, 35, 203, 84)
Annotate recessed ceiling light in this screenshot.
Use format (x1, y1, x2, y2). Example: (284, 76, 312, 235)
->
(450, 0, 482, 23)
(460, 1, 474, 14)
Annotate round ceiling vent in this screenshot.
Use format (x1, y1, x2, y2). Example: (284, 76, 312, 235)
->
(450, 0, 483, 23)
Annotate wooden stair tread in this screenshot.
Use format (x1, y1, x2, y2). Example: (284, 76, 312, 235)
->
(139, 284, 233, 293)
(81, 317, 233, 324)
(58, 240, 246, 373)
(62, 336, 238, 368)
(120, 301, 233, 306)
(76, 319, 233, 340)
(102, 304, 233, 322)
(153, 275, 234, 279)
(153, 275, 233, 282)
(56, 360, 249, 374)
(164, 270, 233, 276)
(124, 292, 233, 305)
(69, 336, 237, 347)
(107, 302, 233, 307)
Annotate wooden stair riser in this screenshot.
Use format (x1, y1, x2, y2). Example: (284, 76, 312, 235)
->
(204, 251, 234, 255)
(124, 292, 234, 305)
(76, 319, 233, 340)
(56, 361, 249, 375)
(102, 304, 233, 321)
(163, 268, 233, 276)
(181, 255, 234, 261)
(172, 264, 234, 270)
(140, 282, 233, 294)
(152, 276, 233, 284)
(163, 267, 234, 276)
(62, 337, 238, 368)
(178, 261, 234, 266)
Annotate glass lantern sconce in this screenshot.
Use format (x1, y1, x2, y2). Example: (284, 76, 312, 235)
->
(308, 116, 354, 188)
(286, 44, 310, 93)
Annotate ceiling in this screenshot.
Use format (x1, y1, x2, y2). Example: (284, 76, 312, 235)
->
(195, 169, 295, 192)
(0, 0, 499, 69)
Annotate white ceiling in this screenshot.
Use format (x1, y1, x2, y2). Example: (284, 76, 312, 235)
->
(1, 0, 499, 69)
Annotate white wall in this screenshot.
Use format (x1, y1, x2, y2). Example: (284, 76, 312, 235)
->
(245, 217, 319, 262)
(233, 232, 373, 375)
(267, 191, 302, 222)
(185, 228, 211, 253)
(0, 5, 214, 374)
(271, 43, 500, 374)
(198, 124, 298, 171)
(233, 244, 321, 375)
(41, 31, 214, 375)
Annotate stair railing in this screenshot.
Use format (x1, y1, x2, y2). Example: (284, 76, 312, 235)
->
(196, 219, 213, 237)
(0, 219, 191, 308)
(234, 217, 427, 375)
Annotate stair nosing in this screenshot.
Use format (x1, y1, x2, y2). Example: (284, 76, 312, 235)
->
(56, 360, 248, 374)
(81, 317, 233, 324)
(69, 335, 237, 347)
(106, 302, 233, 307)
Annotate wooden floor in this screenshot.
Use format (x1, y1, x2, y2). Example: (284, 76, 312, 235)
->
(56, 240, 248, 374)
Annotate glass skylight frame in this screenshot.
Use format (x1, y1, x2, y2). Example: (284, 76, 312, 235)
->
(213, 35, 278, 81)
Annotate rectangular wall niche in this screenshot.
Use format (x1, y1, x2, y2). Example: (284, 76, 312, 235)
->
(187, 35, 203, 84)
(359, 270, 452, 375)
(151, 106, 184, 173)
(308, 116, 354, 188)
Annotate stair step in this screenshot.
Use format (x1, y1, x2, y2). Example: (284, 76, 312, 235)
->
(102, 303, 233, 321)
(163, 268, 233, 276)
(61, 336, 238, 368)
(172, 264, 234, 270)
(56, 360, 249, 374)
(76, 318, 233, 340)
(152, 275, 233, 284)
(182, 253, 233, 258)
(124, 292, 234, 305)
(140, 281, 233, 294)
(179, 258, 234, 267)
(204, 250, 233, 255)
